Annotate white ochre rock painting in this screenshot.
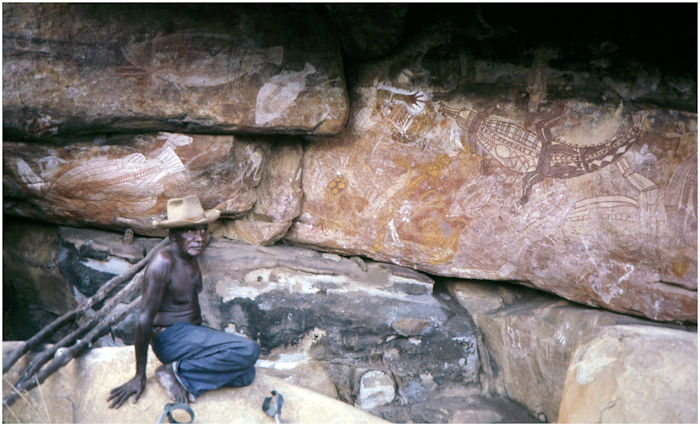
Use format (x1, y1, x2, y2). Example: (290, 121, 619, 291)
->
(14, 133, 192, 216)
(255, 63, 316, 125)
(289, 71, 697, 322)
(119, 32, 283, 89)
(376, 82, 428, 145)
(51, 149, 186, 210)
(436, 101, 692, 265)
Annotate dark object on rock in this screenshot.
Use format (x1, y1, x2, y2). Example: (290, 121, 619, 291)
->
(156, 402, 195, 424)
(262, 390, 284, 424)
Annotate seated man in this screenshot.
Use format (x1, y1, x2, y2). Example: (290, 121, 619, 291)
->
(108, 195, 259, 408)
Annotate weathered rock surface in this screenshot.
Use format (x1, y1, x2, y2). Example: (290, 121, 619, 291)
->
(3, 4, 696, 324)
(197, 238, 491, 423)
(447, 279, 696, 422)
(209, 138, 303, 245)
(558, 325, 697, 423)
(2, 342, 385, 424)
(4, 133, 303, 239)
(3, 220, 77, 341)
(285, 42, 697, 322)
(3, 4, 348, 139)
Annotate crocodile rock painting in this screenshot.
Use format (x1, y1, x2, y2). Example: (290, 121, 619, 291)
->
(438, 102, 647, 206)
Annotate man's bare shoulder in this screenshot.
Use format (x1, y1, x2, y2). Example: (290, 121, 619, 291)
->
(152, 246, 175, 263)
(146, 246, 175, 281)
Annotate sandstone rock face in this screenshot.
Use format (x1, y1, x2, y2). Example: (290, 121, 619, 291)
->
(197, 239, 485, 423)
(447, 279, 693, 422)
(4, 133, 303, 239)
(2, 342, 385, 424)
(3, 4, 696, 323)
(286, 47, 698, 322)
(210, 138, 303, 245)
(3, 5, 696, 424)
(3, 4, 347, 140)
(558, 325, 697, 423)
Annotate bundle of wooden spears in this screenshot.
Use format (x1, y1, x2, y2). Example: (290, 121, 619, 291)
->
(2, 237, 169, 407)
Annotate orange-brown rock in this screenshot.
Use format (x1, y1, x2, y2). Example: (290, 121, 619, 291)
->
(210, 138, 303, 245)
(3, 4, 348, 139)
(3, 133, 303, 238)
(286, 75, 697, 323)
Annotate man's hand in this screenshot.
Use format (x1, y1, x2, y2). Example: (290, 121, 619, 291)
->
(107, 375, 145, 408)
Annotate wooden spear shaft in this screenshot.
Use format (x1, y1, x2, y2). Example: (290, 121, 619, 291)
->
(2, 237, 168, 373)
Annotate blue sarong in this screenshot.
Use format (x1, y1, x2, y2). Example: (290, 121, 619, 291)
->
(150, 323, 259, 397)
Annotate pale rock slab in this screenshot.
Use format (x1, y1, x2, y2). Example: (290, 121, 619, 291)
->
(558, 325, 697, 423)
(3, 4, 348, 139)
(254, 328, 339, 400)
(357, 370, 396, 410)
(1, 342, 385, 424)
(447, 279, 693, 422)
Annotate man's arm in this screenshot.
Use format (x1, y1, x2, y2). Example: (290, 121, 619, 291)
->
(108, 252, 170, 408)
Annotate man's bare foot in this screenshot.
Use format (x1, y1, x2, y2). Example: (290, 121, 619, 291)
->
(155, 363, 195, 404)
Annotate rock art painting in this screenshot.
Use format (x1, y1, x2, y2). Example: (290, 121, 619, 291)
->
(371, 154, 467, 264)
(3, 4, 349, 136)
(51, 148, 185, 206)
(255, 63, 316, 125)
(288, 73, 696, 322)
(12, 134, 192, 220)
(375, 83, 429, 148)
(664, 136, 698, 247)
(117, 31, 283, 89)
(526, 48, 552, 113)
(438, 102, 647, 206)
(565, 157, 661, 244)
(4, 132, 279, 236)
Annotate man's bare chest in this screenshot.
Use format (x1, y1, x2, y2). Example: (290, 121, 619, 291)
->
(166, 263, 201, 304)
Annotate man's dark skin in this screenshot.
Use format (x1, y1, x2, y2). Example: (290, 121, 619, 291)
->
(108, 224, 208, 408)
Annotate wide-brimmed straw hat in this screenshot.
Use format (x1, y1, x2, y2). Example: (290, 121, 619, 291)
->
(153, 195, 220, 229)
